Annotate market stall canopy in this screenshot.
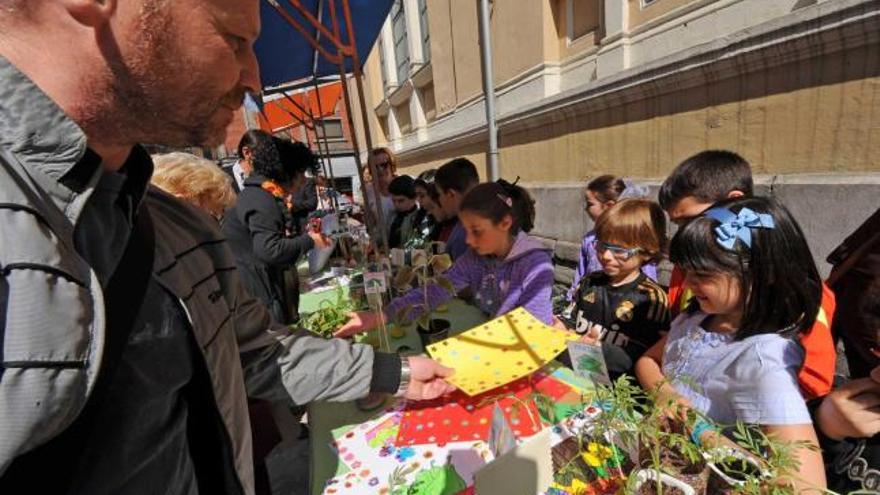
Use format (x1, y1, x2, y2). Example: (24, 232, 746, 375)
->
(258, 81, 343, 132)
(255, 0, 394, 92)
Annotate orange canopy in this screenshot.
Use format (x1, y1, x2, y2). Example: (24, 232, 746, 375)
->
(258, 82, 342, 132)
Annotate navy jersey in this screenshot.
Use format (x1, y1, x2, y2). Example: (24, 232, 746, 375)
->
(562, 271, 669, 376)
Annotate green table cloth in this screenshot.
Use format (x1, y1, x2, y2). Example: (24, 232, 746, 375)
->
(307, 299, 488, 495)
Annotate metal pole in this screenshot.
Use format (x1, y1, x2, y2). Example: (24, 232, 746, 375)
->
(311, 78, 341, 210)
(333, 0, 389, 253)
(477, 0, 499, 180)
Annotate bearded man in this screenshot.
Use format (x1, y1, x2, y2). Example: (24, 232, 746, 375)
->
(0, 1, 454, 493)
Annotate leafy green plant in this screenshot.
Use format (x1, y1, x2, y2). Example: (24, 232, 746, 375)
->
(391, 252, 456, 330)
(299, 284, 353, 338)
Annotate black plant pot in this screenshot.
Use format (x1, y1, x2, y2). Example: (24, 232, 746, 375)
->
(417, 318, 451, 347)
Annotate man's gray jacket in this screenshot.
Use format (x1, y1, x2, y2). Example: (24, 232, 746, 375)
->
(0, 57, 398, 493)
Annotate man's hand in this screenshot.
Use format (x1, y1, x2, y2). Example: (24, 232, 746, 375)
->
(817, 372, 880, 440)
(334, 311, 381, 337)
(404, 356, 457, 400)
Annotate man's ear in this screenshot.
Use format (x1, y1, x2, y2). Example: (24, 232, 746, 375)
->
(727, 190, 746, 199)
(63, 0, 117, 27)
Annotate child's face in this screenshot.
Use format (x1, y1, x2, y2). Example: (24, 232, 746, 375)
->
(596, 240, 646, 280)
(460, 210, 513, 257)
(415, 186, 440, 217)
(391, 195, 416, 213)
(585, 189, 612, 222)
(683, 270, 744, 316)
(666, 196, 713, 226)
(437, 186, 462, 217)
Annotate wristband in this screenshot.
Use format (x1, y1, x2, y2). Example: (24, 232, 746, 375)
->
(690, 417, 715, 447)
(394, 356, 412, 398)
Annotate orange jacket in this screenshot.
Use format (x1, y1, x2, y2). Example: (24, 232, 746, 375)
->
(667, 266, 836, 399)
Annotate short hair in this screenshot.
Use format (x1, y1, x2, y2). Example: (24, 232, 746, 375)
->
(460, 180, 536, 234)
(388, 175, 416, 199)
(435, 158, 479, 194)
(587, 175, 626, 203)
(151, 152, 235, 217)
(658, 150, 753, 210)
(251, 136, 318, 183)
(595, 199, 667, 263)
(274, 138, 319, 177)
(670, 196, 821, 339)
(237, 129, 264, 157)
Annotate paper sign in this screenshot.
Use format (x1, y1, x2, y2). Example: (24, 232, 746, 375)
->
(390, 248, 405, 267)
(474, 428, 553, 495)
(411, 249, 428, 268)
(488, 404, 516, 458)
(427, 307, 579, 396)
(566, 341, 612, 387)
(364, 272, 387, 294)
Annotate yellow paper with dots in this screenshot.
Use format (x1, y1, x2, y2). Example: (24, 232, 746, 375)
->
(426, 307, 578, 396)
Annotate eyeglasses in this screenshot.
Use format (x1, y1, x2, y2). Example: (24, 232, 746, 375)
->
(373, 160, 391, 171)
(593, 240, 643, 261)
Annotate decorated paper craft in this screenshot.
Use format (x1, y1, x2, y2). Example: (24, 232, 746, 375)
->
(567, 341, 612, 387)
(395, 369, 586, 447)
(326, 405, 493, 495)
(427, 307, 579, 396)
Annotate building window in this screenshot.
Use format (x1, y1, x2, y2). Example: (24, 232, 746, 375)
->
(378, 36, 390, 88)
(316, 118, 345, 141)
(567, 0, 600, 42)
(418, 0, 431, 64)
(391, 0, 410, 84)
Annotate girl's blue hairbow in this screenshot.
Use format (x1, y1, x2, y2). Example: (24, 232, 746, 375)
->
(704, 206, 774, 250)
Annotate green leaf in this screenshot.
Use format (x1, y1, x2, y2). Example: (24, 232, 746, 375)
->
(418, 313, 430, 330)
(393, 266, 416, 290)
(435, 276, 456, 297)
(430, 254, 453, 273)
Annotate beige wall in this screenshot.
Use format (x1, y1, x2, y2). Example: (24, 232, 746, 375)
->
(396, 41, 880, 180)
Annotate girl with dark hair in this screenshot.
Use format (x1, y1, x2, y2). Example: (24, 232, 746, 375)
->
(569, 175, 655, 301)
(336, 179, 555, 337)
(635, 196, 826, 491)
(411, 169, 446, 246)
(223, 136, 330, 323)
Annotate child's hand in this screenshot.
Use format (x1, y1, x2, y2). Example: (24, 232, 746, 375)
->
(551, 316, 568, 330)
(816, 374, 880, 440)
(334, 311, 382, 337)
(578, 324, 602, 345)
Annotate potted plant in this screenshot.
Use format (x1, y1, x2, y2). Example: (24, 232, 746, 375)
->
(299, 283, 353, 339)
(391, 252, 456, 347)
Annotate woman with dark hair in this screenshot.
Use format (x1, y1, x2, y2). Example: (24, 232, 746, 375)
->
(222, 132, 329, 323)
(336, 179, 555, 337)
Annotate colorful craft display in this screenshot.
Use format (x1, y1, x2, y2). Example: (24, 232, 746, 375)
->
(426, 307, 579, 396)
(323, 364, 600, 495)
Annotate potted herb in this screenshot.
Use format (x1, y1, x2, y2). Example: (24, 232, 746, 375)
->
(299, 283, 353, 339)
(391, 253, 456, 347)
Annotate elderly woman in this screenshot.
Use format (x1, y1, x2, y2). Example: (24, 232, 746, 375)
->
(151, 152, 236, 220)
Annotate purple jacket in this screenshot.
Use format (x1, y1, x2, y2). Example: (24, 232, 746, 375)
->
(387, 232, 555, 324)
(567, 231, 658, 300)
(446, 220, 468, 260)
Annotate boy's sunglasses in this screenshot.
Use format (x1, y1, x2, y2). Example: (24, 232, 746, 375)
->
(593, 240, 643, 261)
